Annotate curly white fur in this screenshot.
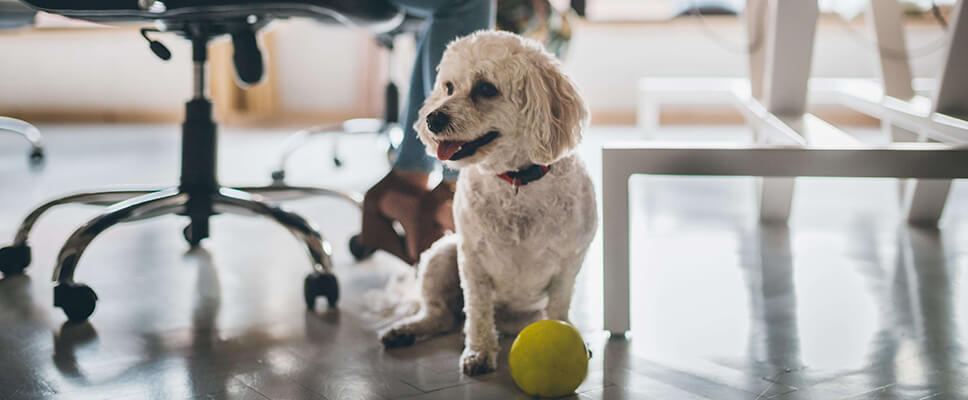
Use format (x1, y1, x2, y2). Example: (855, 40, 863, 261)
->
(379, 31, 597, 376)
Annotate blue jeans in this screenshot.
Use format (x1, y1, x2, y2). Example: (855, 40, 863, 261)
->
(391, 0, 495, 180)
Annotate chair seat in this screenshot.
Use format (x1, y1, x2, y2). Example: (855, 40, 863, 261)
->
(19, 0, 404, 33)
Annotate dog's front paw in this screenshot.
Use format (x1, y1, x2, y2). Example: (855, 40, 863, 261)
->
(380, 328, 416, 348)
(460, 348, 497, 376)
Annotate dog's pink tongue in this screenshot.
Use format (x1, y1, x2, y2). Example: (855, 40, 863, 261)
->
(436, 141, 464, 161)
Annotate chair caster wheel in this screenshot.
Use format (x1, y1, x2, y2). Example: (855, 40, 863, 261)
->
(348, 234, 376, 261)
(183, 224, 203, 247)
(304, 272, 339, 310)
(0, 245, 31, 278)
(271, 170, 286, 183)
(29, 149, 44, 163)
(54, 283, 98, 322)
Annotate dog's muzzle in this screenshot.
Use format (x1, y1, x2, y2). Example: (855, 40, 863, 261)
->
(426, 111, 451, 134)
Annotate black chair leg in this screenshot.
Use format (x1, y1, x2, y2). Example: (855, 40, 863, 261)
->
(184, 214, 210, 247)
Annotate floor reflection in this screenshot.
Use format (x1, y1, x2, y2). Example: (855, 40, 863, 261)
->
(746, 223, 966, 398)
(45, 248, 344, 399)
(52, 322, 99, 381)
(749, 222, 967, 398)
(742, 225, 806, 390)
(599, 209, 967, 399)
(888, 227, 964, 396)
(0, 274, 47, 325)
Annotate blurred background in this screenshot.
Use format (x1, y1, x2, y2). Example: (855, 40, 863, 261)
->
(1, 2, 967, 399)
(0, 0, 956, 128)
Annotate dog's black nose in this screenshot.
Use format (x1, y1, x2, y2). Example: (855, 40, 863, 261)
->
(426, 111, 451, 134)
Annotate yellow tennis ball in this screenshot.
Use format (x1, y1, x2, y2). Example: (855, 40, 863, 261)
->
(509, 320, 589, 397)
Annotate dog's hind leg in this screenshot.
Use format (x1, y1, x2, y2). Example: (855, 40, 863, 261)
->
(381, 235, 463, 348)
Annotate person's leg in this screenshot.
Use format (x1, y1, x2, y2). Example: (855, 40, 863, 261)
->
(358, 23, 434, 264)
(391, 27, 437, 176)
(361, 0, 494, 263)
(407, 1, 493, 257)
(392, 0, 495, 176)
(413, 0, 495, 90)
(358, 14, 437, 264)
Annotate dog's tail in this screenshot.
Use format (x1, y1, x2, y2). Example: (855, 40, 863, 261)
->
(362, 265, 422, 329)
(363, 234, 460, 330)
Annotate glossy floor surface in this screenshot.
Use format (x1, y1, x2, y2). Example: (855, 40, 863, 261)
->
(1, 124, 967, 399)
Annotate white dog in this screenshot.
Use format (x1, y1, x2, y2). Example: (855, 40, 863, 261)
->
(379, 31, 597, 376)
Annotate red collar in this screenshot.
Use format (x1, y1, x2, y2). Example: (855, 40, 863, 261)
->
(497, 164, 551, 188)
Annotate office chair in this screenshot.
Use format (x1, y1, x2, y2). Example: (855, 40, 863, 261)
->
(1, 1, 45, 161)
(0, 0, 404, 322)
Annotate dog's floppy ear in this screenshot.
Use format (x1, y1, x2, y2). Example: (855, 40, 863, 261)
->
(517, 53, 589, 165)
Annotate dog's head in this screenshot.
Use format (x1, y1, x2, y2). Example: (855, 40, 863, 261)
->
(416, 31, 588, 173)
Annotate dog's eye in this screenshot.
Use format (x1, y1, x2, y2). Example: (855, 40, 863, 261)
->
(445, 82, 454, 95)
(473, 81, 499, 99)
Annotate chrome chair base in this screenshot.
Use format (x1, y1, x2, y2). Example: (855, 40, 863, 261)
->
(0, 183, 360, 322)
(269, 119, 401, 184)
(0, 116, 45, 162)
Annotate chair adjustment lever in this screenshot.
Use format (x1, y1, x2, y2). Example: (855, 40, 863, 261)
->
(140, 28, 171, 61)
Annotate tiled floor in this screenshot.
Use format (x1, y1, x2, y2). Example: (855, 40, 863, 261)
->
(1, 124, 967, 399)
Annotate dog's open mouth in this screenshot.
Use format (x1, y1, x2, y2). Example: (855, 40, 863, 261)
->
(436, 131, 500, 161)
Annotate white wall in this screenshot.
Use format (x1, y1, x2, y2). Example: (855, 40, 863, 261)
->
(564, 18, 948, 114)
(270, 20, 379, 113)
(0, 21, 382, 116)
(0, 28, 192, 110)
(0, 17, 950, 120)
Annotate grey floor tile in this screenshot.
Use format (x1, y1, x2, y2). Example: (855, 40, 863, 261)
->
(2, 125, 968, 400)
